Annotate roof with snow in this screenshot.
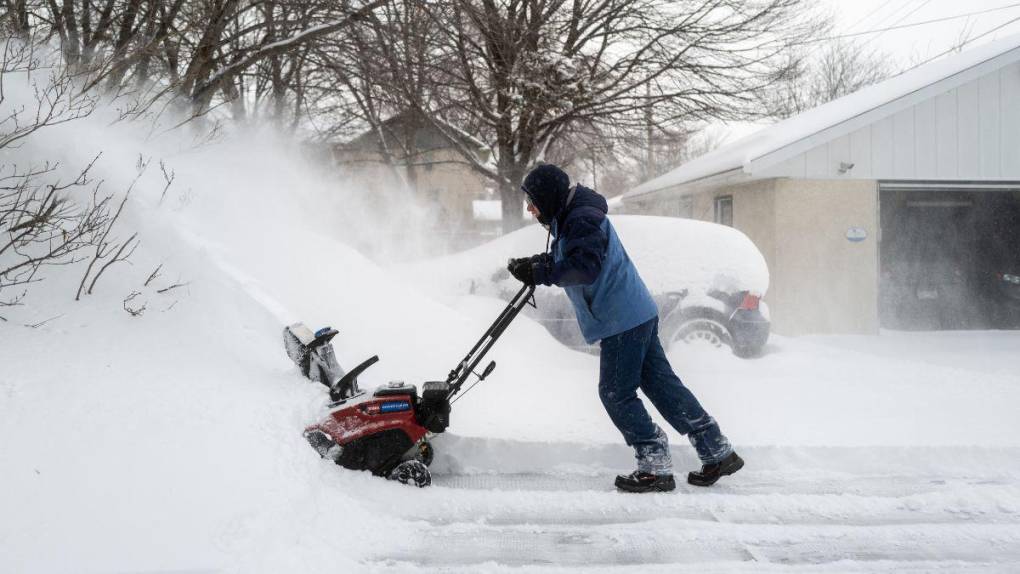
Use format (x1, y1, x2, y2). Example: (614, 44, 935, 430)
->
(625, 33, 1020, 200)
(339, 110, 487, 156)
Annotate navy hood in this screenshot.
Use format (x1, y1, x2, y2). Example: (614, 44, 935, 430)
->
(521, 164, 570, 225)
(567, 184, 609, 218)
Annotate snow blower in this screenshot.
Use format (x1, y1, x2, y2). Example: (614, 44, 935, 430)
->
(283, 284, 535, 487)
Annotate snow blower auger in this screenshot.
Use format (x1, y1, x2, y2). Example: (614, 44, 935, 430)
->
(283, 284, 536, 487)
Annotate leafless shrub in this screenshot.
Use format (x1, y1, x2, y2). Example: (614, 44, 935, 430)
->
(74, 166, 144, 301)
(0, 38, 153, 315)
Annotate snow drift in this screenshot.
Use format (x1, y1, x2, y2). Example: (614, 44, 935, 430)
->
(3, 57, 1020, 573)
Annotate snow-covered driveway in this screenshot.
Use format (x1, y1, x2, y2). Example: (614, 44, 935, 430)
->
(362, 439, 1020, 572)
(356, 331, 1020, 573)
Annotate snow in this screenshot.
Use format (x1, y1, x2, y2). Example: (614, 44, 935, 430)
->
(473, 199, 502, 221)
(471, 198, 530, 221)
(3, 88, 1020, 572)
(396, 215, 769, 304)
(627, 32, 1020, 198)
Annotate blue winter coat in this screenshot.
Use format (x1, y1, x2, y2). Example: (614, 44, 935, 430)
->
(531, 185, 658, 344)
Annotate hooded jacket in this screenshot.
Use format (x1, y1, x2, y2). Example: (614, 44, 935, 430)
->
(530, 183, 658, 343)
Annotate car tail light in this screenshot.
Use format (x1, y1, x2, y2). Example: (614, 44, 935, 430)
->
(739, 293, 760, 310)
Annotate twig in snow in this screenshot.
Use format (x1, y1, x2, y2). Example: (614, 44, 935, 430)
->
(158, 161, 175, 205)
(122, 291, 146, 316)
(156, 281, 189, 294)
(144, 264, 163, 287)
(24, 314, 64, 329)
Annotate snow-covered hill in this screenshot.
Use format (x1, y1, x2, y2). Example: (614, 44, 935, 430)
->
(2, 102, 1020, 572)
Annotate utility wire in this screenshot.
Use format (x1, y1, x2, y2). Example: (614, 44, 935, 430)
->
(804, 2, 1020, 44)
(843, 2, 894, 34)
(864, 0, 934, 46)
(900, 14, 1020, 73)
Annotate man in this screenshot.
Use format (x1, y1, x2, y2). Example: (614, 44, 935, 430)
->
(508, 164, 743, 493)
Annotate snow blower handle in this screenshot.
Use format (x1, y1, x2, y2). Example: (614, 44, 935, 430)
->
(445, 284, 536, 400)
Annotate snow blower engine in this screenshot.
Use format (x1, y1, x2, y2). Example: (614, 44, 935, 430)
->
(283, 284, 535, 487)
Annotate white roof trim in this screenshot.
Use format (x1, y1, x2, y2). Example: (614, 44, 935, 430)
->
(625, 33, 1020, 200)
(627, 168, 746, 202)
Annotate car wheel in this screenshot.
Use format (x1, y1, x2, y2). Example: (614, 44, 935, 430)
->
(667, 311, 733, 350)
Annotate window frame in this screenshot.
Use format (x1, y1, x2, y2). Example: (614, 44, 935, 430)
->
(714, 195, 733, 227)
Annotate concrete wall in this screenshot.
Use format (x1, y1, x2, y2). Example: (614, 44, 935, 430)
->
(770, 179, 880, 336)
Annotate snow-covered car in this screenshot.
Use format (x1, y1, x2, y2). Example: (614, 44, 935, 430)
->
(408, 215, 771, 357)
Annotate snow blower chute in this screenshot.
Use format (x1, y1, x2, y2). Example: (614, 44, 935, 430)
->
(283, 284, 535, 487)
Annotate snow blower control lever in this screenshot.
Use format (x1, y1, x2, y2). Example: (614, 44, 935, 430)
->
(445, 284, 536, 401)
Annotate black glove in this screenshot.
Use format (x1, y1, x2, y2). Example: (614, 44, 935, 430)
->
(507, 257, 536, 285)
(528, 252, 552, 267)
(508, 253, 552, 285)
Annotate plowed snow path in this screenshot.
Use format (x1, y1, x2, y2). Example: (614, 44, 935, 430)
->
(364, 439, 1020, 573)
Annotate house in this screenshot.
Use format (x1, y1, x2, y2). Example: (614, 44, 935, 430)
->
(621, 35, 1020, 336)
(335, 113, 494, 252)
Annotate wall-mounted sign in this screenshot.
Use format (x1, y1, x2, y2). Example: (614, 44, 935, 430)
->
(846, 227, 868, 243)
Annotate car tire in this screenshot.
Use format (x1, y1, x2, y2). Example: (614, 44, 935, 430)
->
(665, 309, 734, 351)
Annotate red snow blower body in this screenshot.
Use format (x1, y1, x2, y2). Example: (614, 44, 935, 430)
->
(284, 285, 535, 487)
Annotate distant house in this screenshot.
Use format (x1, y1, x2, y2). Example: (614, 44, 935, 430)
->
(622, 35, 1020, 336)
(335, 112, 494, 251)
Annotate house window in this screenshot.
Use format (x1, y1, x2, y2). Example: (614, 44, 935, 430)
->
(676, 197, 693, 218)
(714, 195, 733, 227)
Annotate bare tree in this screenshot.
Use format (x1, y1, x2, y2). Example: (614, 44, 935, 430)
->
(312, 0, 443, 188)
(365, 0, 824, 231)
(760, 40, 891, 120)
(1, 0, 390, 122)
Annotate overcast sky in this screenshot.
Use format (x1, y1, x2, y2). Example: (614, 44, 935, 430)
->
(818, 0, 1020, 67)
(710, 1, 1020, 142)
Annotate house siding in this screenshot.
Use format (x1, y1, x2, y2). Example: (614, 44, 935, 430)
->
(755, 62, 1020, 182)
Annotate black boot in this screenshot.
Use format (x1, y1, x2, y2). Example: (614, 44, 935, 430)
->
(687, 452, 743, 487)
(615, 471, 676, 493)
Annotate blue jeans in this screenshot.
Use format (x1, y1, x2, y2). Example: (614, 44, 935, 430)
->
(599, 317, 733, 474)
